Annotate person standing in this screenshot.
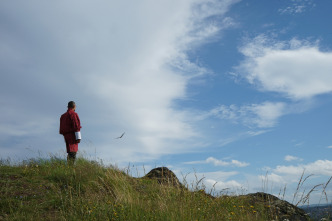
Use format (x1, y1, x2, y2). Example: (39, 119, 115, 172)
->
(59, 101, 82, 165)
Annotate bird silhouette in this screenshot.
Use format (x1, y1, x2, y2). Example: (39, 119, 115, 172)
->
(115, 132, 125, 139)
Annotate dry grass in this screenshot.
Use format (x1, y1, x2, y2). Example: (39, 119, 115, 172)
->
(0, 157, 328, 220)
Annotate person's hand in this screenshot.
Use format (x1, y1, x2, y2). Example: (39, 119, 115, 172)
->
(76, 139, 81, 143)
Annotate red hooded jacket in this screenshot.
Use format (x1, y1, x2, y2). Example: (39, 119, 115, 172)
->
(60, 109, 82, 152)
(60, 109, 81, 135)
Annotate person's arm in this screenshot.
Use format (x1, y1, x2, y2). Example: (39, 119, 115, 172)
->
(72, 113, 82, 142)
(72, 113, 81, 132)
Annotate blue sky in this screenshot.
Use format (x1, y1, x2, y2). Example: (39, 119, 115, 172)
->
(1, 0, 332, 204)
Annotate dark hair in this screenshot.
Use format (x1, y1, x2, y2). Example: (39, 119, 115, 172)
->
(68, 101, 76, 108)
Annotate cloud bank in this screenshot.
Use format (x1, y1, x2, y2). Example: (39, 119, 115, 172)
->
(0, 0, 239, 163)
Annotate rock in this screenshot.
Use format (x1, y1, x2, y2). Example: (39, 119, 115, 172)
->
(144, 167, 182, 188)
(246, 192, 310, 221)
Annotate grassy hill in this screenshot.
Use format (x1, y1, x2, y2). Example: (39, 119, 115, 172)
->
(0, 157, 314, 220)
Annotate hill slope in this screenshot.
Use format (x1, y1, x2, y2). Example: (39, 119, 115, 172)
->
(0, 158, 311, 220)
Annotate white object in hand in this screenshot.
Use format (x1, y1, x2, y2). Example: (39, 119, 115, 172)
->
(75, 132, 81, 140)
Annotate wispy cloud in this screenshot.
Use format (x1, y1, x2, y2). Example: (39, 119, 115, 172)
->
(207, 101, 286, 128)
(278, 0, 315, 15)
(238, 35, 332, 100)
(185, 157, 249, 167)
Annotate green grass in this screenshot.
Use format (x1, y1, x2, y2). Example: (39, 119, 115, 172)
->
(0, 157, 305, 220)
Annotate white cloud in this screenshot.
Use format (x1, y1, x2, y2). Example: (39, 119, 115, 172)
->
(221, 17, 239, 29)
(284, 155, 303, 162)
(238, 35, 332, 100)
(208, 101, 286, 128)
(206, 157, 250, 167)
(185, 157, 249, 167)
(247, 102, 286, 128)
(0, 0, 239, 163)
(257, 160, 332, 188)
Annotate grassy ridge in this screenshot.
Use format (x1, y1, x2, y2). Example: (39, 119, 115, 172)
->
(0, 158, 303, 220)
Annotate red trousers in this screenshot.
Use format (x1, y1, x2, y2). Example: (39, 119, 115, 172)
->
(64, 133, 78, 153)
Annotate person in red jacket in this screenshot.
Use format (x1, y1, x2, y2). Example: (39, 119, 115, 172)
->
(59, 101, 82, 165)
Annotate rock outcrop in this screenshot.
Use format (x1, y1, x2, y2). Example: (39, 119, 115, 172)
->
(144, 167, 183, 188)
(246, 192, 310, 221)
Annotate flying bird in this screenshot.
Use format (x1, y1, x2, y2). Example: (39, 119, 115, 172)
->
(115, 132, 125, 139)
